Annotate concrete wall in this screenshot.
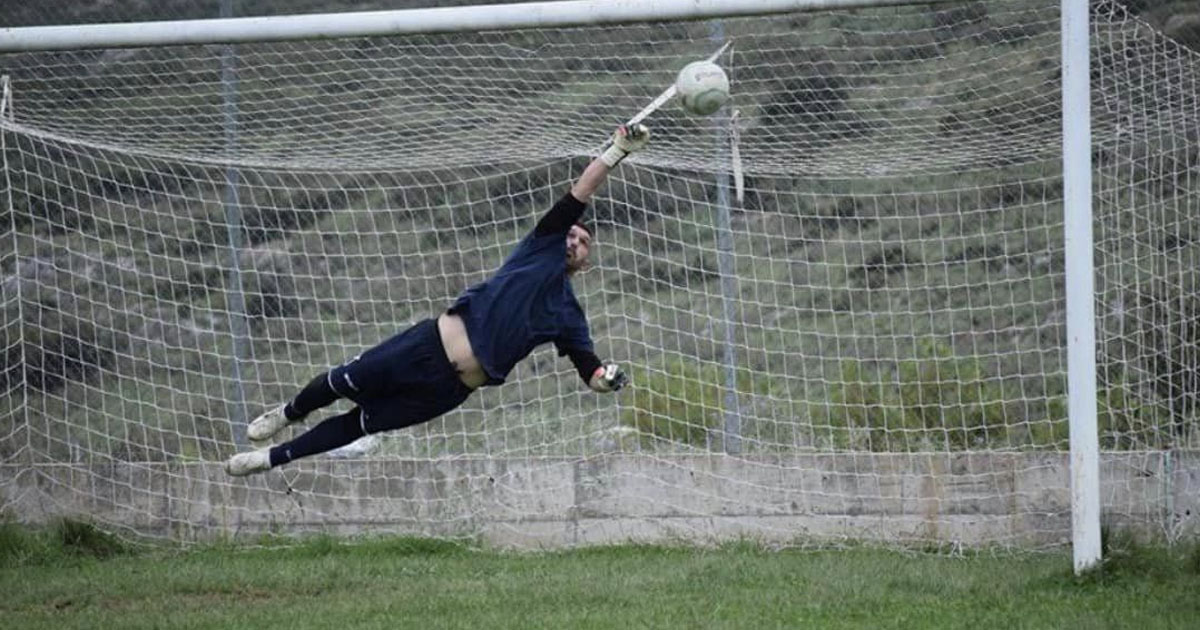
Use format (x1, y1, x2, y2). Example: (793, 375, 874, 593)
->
(2, 452, 1197, 548)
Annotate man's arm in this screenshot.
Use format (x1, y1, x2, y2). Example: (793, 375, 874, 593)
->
(533, 193, 587, 237)
(556, 301, 626, 393)
(563, 346, 603, 385)
(562, 346, 627, 393)
(569, 158, 612, 205)
(534, 124, 651, 235)
(586, 122, 650, 199)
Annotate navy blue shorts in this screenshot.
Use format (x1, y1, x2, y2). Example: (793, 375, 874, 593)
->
(326, 319, 474, 434)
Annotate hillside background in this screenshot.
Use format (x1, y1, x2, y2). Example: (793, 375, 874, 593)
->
(1, 0, 1199, 464)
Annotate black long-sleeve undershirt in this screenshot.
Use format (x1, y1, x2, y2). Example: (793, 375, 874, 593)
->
(534, 192, 587, 237)
(562, 345, 602, 385)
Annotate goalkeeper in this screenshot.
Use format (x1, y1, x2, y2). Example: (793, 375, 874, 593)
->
(225, 123, 649, 476)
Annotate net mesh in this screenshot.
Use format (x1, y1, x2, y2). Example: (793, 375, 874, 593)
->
(1, 0, 1198, 547)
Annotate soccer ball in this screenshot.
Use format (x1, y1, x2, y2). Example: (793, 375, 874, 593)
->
(675, 61, 730, 116)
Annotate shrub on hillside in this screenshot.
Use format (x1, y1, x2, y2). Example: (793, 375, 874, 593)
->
(620, 357, 763, 449)
(814, 338, 1010, 451)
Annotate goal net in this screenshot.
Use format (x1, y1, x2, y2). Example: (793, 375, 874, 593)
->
(1, 0, 1197, 548)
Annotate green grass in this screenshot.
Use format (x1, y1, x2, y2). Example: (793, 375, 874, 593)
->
(2, 523, 1198, 629)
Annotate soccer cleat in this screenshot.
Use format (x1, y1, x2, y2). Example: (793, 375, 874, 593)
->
(247, 404, 293, 442)
(225, 448, 272, 477)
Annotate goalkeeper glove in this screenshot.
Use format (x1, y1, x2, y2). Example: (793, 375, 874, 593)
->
(591, 361, 629, 393)
(599, 123, 651, 168)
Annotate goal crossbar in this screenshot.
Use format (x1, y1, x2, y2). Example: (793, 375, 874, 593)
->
(0, 0, 960, 52)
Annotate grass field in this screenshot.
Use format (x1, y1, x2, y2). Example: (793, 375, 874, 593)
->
(2, 522, 1198, 629)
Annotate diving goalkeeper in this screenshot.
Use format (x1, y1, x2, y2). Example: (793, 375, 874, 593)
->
(225, 123, 649, 476)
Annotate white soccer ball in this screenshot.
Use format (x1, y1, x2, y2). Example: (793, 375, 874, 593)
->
(675, 61, 730, 116)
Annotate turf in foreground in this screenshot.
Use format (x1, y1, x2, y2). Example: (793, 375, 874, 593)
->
(1, 522, 1197, 630)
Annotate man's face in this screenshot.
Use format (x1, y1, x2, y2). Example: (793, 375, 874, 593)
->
(565, 224, 592, 274)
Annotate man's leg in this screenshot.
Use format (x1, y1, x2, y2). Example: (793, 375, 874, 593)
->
(248, 371, 343, 442)
(252, 318, 429, 444)
(286, 372, 344, 420)
(267, 407, 367, 468)
(228, 319, 469, 476)
(226, 407, 365, 476)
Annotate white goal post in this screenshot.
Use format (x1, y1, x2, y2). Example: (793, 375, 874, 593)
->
(1060, 0, 1100, 575)
(3, 0, 1196, 573)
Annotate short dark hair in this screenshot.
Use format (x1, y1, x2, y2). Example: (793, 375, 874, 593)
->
(573, 221, 593, 239)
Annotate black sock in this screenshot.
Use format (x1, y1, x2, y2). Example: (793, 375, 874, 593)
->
(286, 372, 341, 421)
(269, 408, 366, 467)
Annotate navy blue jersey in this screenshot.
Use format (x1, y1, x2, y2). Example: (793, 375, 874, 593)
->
(448, 193, 594, 386)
